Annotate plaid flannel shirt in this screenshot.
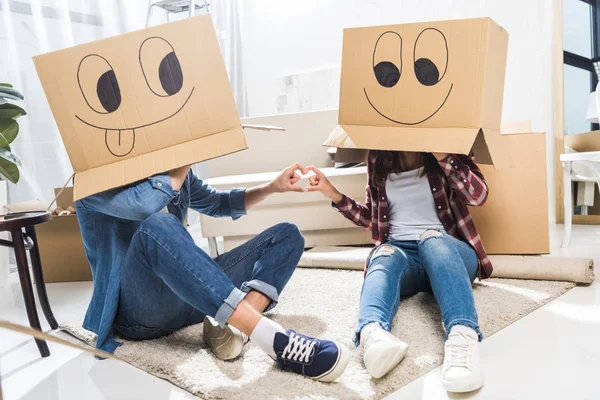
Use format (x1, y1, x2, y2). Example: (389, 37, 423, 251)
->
(334, 152, 493, 280)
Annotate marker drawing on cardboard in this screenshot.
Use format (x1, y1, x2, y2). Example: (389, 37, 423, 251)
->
(75, 36, 194, 158)
(34, 15, 268, 201)
(324, 17, 512, 167)
(366, 28, 453, 125)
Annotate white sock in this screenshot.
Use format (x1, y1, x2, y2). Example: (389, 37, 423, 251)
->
(250, 317, 286, 358)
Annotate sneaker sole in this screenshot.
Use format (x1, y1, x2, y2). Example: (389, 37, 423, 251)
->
(364, 341, 408, 379)
(442, 375, 484, 393)
(313, 342, 351, 383)
(202, 317, 243, 361)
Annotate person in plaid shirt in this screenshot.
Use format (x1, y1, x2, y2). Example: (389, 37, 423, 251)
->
(306, 150, 489, 393)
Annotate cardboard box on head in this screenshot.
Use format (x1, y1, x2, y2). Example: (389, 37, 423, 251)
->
(324, 17, 512, 167)
(34, 15, 249, 201)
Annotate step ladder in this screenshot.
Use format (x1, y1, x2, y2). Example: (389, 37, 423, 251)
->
(146, 0, 210, 27)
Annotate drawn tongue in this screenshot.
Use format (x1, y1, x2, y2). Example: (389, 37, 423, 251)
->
(105, 129, 136, 157)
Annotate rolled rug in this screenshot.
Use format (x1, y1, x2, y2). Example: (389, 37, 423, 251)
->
(299, 247, 595, 284)
(489, 255, 594, 284)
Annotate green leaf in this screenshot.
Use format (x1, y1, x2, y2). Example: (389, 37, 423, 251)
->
(0, 157, 20, 183)
(0, 103, 26, 119)
(0, 147, 21, 167)
(0, 83, 13, 88)
(0, 87, 24, 100)
(0, 120, 18, 143)
(0, 132, 11, 150)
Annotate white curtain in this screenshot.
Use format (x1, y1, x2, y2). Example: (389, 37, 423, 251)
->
(0, 0, 246, 207)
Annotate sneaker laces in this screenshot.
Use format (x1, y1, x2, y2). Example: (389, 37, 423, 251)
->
(281, 332, 317, 363)
(446, 333, 474, 370)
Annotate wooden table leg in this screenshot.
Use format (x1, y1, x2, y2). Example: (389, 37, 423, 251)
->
(26, 226, 58, 329)
(12, 228, 50, 357)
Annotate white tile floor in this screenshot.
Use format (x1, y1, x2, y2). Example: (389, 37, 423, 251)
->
(0, 224, 598, 400)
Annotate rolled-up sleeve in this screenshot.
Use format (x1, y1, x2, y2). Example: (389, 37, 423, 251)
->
(437, 154, 488, 206)
(189, 171, 247, 220)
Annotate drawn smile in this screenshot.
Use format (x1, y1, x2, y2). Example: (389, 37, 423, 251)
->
(363, 84, 453, 126)
(75, 87, 195, 157)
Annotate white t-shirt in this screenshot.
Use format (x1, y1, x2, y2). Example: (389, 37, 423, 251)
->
(386, 167, 445, 241)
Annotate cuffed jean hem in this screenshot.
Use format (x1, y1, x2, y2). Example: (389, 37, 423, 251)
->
(214, 287, 247, 327)
(241, 279, 280, 312)
(445, 318, 483, 342)
(353, 320, 391, 348)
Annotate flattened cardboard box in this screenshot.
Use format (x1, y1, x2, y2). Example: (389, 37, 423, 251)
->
(471, 132, 549, 254)
(325, 17, 512, 167)
(34, 15, 247, 200)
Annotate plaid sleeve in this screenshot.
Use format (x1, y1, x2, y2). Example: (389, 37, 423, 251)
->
(437, 154, 488, 206)
(333, 185, 373, 229)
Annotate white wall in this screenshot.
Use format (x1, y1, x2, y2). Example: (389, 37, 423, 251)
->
(240, 0, 556, 221)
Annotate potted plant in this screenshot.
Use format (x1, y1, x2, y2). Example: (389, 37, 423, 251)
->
(0, 82, 24, 184)
(0, 82, 24, 288)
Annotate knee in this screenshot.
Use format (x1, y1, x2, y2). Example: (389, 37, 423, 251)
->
(420, 229, 443, 241)
(419, 230, 452, 259)
(371, 244, 396, 260)
(274, 222, 305, 251)
(369, 244, 406, 268)
(139, 212, 180, 234)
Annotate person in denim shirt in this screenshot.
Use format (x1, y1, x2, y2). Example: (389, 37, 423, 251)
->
(76, 163, 349, 382)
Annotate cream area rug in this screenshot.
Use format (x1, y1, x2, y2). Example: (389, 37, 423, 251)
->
(61, 268, 575, 400)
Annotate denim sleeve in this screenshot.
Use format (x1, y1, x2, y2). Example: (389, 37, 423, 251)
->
(77, 173, 176, 221)
(188, 170, 246, 220)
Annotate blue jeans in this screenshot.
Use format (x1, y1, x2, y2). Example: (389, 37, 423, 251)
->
(355, 230, 481, 346)
(113, 213, 304, 340)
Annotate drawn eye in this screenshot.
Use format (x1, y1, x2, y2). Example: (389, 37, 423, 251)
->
(373, 31, 402, 88)
(139, 37, 183, 97)
(413, 28, 448, 86)
(77, 54, 121, 113)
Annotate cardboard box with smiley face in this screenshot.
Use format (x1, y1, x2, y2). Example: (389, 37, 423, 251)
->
(34, 15, 249, 200)
(324, 17, 512, 167)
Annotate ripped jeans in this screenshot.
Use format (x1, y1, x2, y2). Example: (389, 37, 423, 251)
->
(355, 230, 481, 346)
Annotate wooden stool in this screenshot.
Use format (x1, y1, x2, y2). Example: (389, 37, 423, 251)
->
(0, 211, 57, 357)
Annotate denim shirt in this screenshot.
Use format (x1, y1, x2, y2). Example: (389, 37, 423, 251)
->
(75, 170, 246, 353)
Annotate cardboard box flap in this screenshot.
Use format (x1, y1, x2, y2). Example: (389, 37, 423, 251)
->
(324, 125, 513, 167)
(473, 129, 513, 168)
(324, 124, 479, 155)
(74, 125, 247, 200)
(55, 187, 75, 210)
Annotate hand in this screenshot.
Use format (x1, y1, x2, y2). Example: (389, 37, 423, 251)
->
(432, 152, 450, 161)
(268, 163, 307, 193)
(305, 165, 343, 204)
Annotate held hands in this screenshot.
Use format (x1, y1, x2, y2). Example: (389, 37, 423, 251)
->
(267, 164, 343, 204)
(305, 166, 344, 204)
(268, 163, 309, 193)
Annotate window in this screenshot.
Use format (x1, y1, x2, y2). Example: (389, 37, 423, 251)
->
(563, 0, 600, 134)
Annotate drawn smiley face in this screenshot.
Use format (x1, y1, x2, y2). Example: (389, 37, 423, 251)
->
(363, 28, 453, 125)
(75, 37, 194, 157)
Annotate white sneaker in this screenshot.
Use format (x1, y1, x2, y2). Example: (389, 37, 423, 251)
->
(442, 325, 484, 393)
(202, 316, 248, 360)
(362, 323, 408, 379)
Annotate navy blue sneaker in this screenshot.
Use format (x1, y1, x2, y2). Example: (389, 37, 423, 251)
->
(273, 330, 350, 382)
